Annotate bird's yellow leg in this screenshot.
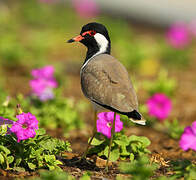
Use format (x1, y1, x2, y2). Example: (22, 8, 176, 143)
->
(105, 112, 116, 171)
(81, 110, 97, 159)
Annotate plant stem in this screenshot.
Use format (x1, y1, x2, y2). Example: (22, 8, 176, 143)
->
(106, 112, 116, 171)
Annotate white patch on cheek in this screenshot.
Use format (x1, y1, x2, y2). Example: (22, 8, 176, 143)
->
(80, 33, 109, 71)
(93, 33, 108, 56)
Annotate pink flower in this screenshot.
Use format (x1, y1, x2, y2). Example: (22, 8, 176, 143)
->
(147, 93, 172, 121)
(72, 0, 99, 18)
(97, 112, 123, 138)
(30, 79, 56, 96)
(39, 88, 54, 101)
(179, 121, 196, 151)
(0, 116, 13, 134)
(10, 112, 39, 142)
(29, 66, 57, 101)
(31, 65, 55, 80)
(166, 22, 190, 49)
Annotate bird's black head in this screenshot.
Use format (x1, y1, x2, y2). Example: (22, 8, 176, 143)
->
(67, 22, 111, 61)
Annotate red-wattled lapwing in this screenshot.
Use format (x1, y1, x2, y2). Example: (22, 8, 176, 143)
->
(67, 22, 146, 170)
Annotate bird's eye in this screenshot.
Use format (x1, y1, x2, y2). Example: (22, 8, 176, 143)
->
(90, 30, 96, 36)
(82, 30, 96, 37)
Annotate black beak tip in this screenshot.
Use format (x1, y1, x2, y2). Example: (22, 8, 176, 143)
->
(67, 39, 75, 43)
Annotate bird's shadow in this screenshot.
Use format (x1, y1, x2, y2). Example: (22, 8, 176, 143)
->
(62, 156, 101, 171)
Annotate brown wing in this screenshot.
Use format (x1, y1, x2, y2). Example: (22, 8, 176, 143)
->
(80, 54, 138, 113)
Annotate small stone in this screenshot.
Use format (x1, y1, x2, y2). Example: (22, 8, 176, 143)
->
(92, 156, 112, 168)
(75, 168, 81, 172)
(62, 152, 79, 159)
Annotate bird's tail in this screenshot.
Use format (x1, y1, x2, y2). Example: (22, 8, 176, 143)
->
(128, 110, 146, 125)
(129, 117, 146, 125)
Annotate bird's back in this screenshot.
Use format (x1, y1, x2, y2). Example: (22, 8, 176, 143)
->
(80, 54, 138, 113)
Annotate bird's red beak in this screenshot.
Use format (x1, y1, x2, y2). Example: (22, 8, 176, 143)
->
(67, 35, 84, 43)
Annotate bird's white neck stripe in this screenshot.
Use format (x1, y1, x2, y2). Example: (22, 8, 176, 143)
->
(81, 33, 108, 70)
(93, 33, 108, 57)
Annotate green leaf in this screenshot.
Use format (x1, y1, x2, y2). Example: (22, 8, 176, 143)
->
(119, 156, 157, 179)
(40, 139, 56, 152)
(44, 155, 56, 162)
(110, 148, 120, 162)
(38, 170, 72, 179)
(47, 165, 55, 171)
(13, 167, 25, 172)
(80, 172, 91, 180)
(114, 135, 129, 146)
(7, 156, 14, 164)
(104, 146, 109, 157)
(55, 160, 63, 165)
(28, 162, 36, 170)
(131, 143, 138, 153)
(90, 137, 104, 146)
(129, 135, 151, 147)
(0, 153, 5, 164)
(14, 157, 22, 167)
(128, 135, 139, 142)
(35, 128, 46, 136)
(120, 156, 126, 160)
(144, 149, 151, 154)
(0, 145, 10, 155)
(97, 150, 105, 157)
(103, 146, 120, 162)
(0, 125, 8, 135)
(140, 137, 151, 147)
(120, 145, 130, 156)
(129, 153, 134, 161)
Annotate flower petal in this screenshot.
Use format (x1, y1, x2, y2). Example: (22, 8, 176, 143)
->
(179, 130, 196, 151)
(147, 93, 172, 121)
(10, 112, 39, 142)
(97, 112, 123, 138)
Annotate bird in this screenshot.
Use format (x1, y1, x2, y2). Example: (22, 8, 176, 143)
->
(67, 22, 146, 170)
